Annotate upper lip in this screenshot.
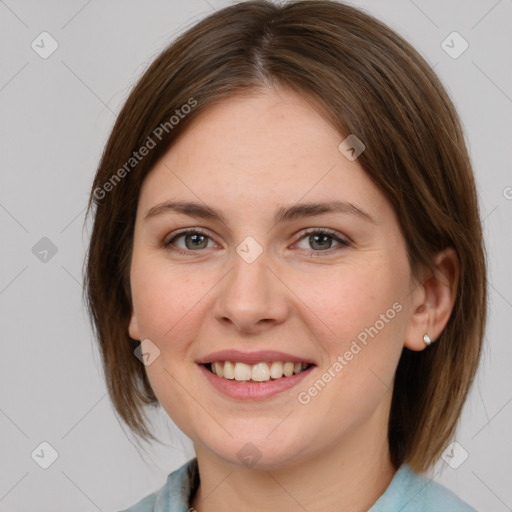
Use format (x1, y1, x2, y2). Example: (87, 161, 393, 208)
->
(196, 350, 316, 366)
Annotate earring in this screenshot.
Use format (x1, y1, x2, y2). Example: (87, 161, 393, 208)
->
(423, 333, 433, 346)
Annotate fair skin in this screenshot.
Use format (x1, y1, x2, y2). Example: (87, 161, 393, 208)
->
(128, 86, 458, 512)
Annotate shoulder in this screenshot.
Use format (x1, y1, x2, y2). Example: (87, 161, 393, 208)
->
(118, 458, 199, 512)
(369, 463, 478, 512)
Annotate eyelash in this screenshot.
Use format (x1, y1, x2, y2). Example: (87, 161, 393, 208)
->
(163, 227, 351, 257)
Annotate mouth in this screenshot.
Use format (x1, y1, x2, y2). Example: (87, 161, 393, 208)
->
(199, 360, 316, 400)
(203, 360, 314, 382)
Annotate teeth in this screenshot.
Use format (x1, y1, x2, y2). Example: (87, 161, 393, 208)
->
(252, 362, 271, 382)
(212, 361, 224, 378)
(270, 361, 284, 378)
(223, 361, 235, 379)
(283, 362, 294, 377)
(234, 362, 252, 381)
(209, 361, 310, 382)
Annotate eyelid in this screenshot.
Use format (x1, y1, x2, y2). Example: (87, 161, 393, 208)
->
(164, 227, 214, 245)
(163, 226, 352, 255)
(294, 227, 352, 245)
(163, 227, 221, 253)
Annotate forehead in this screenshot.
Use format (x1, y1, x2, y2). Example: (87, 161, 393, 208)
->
(137, 88, 388, 224)
(166, 88, 341, 170)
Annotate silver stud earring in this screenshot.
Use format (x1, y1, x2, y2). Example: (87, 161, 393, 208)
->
(423, 333, 432, 346)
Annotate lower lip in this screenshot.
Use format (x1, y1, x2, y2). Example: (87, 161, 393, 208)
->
(198, 364, 315, 400)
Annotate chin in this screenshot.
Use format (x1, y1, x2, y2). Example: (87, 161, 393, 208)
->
(201, 434, 310, 471)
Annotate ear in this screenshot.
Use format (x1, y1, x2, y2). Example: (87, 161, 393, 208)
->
(128, 308, 141, 340)
(404, 247, 459, 351)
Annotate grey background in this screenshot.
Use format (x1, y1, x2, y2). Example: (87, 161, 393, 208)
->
(1, 0, 511, 510)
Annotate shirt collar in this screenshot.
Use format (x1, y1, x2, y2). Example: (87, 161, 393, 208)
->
(154, 457, 199, 512)
(152, 458, 470, 512)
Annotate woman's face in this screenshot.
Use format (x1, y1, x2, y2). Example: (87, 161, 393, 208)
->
(128, 87, 423, 469)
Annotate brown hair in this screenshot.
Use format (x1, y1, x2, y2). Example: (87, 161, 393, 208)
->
(84, 0, 487, 473)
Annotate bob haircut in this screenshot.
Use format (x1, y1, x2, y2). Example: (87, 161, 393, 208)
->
(84, 0, 487, 474)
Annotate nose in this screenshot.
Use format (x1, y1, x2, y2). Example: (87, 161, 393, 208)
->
(213, 250, 289, 334)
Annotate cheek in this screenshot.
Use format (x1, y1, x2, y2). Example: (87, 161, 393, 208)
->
(293, 255, 408, 399)
(130, 254, 205, 342)
(295, 261, 406, 413)
(130, 258, 207, 402)
(296, 258, 403, 342)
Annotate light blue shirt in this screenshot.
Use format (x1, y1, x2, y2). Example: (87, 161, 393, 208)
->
(119, 457, 477, 511)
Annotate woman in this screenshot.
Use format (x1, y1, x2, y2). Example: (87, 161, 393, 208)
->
(85, 1, 487, 510)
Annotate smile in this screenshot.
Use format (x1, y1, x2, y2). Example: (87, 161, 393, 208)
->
(206, 361, 311, 382)
(199, 361, 316, 400)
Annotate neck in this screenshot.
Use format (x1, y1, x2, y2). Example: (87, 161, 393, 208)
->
(190, 411, 397, 512)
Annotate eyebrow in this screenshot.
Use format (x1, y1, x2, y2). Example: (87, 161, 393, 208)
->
(144, 199, 377, 225)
